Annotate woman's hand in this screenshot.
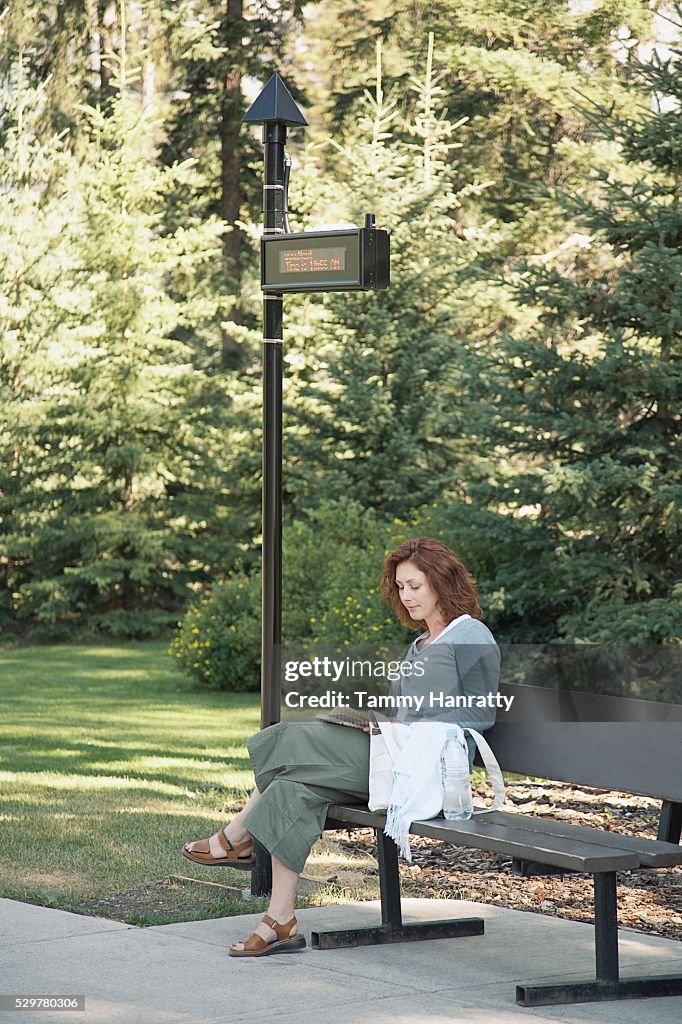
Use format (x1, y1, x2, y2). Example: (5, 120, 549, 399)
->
(363, 718, 403, 732)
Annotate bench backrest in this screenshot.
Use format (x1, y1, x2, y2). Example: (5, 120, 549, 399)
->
(482, 683, 682, 803)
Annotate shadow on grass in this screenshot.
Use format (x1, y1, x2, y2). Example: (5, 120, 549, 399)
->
(0, 740, 254, 782)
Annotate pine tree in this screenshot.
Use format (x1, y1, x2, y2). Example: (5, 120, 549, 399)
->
(283, 39, 492, 515)
(1, 42, 239, 637)
(160, 1, 316, 368)
(0, 58, 78, 636)
(463, 29, 682, 642)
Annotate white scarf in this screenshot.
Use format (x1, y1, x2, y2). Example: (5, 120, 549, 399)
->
(383, 721, 452, 862)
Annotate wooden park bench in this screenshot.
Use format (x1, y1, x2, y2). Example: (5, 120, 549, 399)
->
(314, 682, 682, 1008)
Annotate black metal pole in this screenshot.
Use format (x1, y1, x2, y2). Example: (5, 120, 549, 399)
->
(260, 121, 286, 731)
(250, 121, 286, 897)
(241, 75, 307, 897)
(261, 300, 282, 730)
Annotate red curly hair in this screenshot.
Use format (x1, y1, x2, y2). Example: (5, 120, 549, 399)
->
(378, 537, 482, 630)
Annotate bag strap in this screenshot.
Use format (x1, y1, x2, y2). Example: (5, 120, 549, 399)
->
(463, 728, 506, 813)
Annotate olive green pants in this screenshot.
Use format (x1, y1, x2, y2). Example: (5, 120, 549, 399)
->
(241, 720, 370, 873)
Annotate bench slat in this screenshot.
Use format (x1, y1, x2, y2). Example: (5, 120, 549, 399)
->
(327, 804, 384, 828)
(326, 805, 640, 872)
(485, 714, 682, 804)
(409, 817, 640, 873)
(483, 810, 682, 867)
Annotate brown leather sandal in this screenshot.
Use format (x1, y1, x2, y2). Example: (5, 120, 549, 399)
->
(182, 828, 255, 870)
(228, 914, 306, 957)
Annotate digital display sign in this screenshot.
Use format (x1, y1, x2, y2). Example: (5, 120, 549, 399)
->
(262, 226, 389, 294)
(279, 247, 346, 275)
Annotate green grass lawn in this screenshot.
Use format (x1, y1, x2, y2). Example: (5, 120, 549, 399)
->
(0, 642, 266, 921)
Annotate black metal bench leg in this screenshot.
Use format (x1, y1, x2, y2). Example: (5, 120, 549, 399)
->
(658, 800, 682, 845)
(594, 870, 619, 983)
(516, 871, 682, 1006)
(311, 828, 484, 949)
(377, 823, 402, 929)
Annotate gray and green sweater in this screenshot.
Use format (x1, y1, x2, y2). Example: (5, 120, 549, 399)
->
(390, 615, 501, 734)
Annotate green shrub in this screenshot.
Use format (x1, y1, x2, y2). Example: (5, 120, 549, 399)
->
(169, 574, 261, 692)
(281, 500, 406, 645)
(171, 499, 413, 690)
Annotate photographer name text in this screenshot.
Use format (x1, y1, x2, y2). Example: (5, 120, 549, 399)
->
(283, 690, 514, 713)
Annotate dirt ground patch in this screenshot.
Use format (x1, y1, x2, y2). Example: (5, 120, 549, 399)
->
(75, 876, 255, 926)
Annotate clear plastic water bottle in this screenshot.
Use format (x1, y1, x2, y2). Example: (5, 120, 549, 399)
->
(440, 729, 473, 821)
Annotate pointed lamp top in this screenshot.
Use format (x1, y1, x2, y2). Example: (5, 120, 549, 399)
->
(241, 72, 308, 127)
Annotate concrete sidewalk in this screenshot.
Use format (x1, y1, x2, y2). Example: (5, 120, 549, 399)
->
(1, 896, 681, 1024)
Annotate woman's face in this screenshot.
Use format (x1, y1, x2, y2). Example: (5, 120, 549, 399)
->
(395, 560, 441, 623)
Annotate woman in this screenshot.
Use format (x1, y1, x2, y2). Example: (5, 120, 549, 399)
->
(182, 538, 500, 957)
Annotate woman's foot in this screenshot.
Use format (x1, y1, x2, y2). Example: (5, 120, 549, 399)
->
(187, 824, 249, 858)
(182, 826, 255, 869)
(229, 914, 306, 957)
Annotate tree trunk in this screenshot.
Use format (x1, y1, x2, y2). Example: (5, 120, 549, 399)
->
(220, 0, 244, 369)
(97, 0, 119, 96)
